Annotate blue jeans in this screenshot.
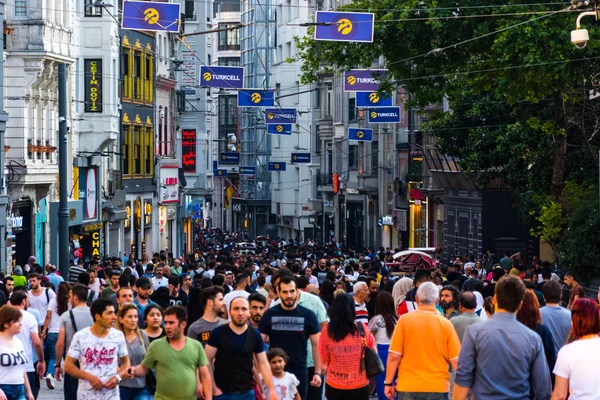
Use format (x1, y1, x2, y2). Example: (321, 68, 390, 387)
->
(46, 332, 59, 374)
(376, 344, 390, 400)
(0, 384, 26, 400)
(120, 386, 154, 400)
(26, 369, 39, 399)
(396, 393, 448, 400)
(215, 390, 255, 400)
(63, 366, 78, 400)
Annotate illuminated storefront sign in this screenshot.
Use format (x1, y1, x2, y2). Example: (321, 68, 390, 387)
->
(84, 59, 102, 113)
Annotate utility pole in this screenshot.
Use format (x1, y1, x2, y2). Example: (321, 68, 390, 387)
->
(58, 63, 69, 277)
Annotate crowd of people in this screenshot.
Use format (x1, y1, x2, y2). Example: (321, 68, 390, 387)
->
(0, 231, 598, 400)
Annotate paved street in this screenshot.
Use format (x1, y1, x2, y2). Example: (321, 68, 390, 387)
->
(39, 379, 64, 400)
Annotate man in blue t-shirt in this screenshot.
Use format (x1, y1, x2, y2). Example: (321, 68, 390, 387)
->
(259, 276, 321, 400)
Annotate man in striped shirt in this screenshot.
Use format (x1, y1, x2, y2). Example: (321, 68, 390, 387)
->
(69, 260, 87, 284)
(353, 281, 370, 323)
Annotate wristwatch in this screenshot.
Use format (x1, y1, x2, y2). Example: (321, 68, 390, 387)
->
(384, 382, 393, 387)
(115, 375, 122, 384)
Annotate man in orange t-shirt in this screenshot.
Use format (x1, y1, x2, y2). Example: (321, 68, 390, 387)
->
(384, 281, 461, 400)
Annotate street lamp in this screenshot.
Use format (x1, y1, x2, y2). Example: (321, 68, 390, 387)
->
(571, 10, 597, 48)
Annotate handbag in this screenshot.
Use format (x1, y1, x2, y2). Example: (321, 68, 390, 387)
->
(356, 322, 384, 378)
(139, 334, 157, 394)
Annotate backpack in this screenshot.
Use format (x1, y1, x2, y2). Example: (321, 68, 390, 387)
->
(86, 289, 97, 306)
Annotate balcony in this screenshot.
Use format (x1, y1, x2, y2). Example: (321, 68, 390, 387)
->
(316, 172, 333, 188)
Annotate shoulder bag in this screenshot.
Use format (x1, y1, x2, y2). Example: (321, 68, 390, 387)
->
(356, 322, 384, 378)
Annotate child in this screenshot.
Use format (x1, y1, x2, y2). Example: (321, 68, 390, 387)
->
(264, 348, 300, 400)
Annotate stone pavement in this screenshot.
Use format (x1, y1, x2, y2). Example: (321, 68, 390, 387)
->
(38, 378, 64, 400)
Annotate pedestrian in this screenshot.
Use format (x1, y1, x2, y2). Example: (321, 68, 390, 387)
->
(384, 282, 460, 400)
(11, 266, 27, 289)
(9, 291, 45, 400)
(319, 293, 376, 400)
(0, 305, 36, 400)
(68, 260, 87, 285)
(64, 298, 130, 400)
(27, 273, 55, 324)
(265, 348, 300, 400)
(129, 306, 213, 400)
(142, 304, 165, 343)
(101, 269, 121, 299)
(453, 276, 552, 399)
(134, 277, 155, 328)
(205, 297, 277, 400)
(187, 286, 227, 346)
(259, 276, 322, 400)
(352, 282, 370, 324)
(116, 303, 153, 400)
(367, 291, 398, 400)
(248, 292, 267, 329)
(439, 285, 461, 319)
(392, 277, 414, 315)
(563, 272, 584, 310)
(151, 265, 168, 290)
(45, 264, 64, 291)
(42, 281, 70, 390)
(223, 272, 251, 314)
(551, 298, 600, 399)
(55, 284, 94, 400)
(450, 291, 482, 342)
(540, 280, 571, 355)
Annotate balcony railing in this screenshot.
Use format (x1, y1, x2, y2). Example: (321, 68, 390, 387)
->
(316, 172, 333, 187)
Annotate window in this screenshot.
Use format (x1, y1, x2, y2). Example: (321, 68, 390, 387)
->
(348, 96, 356, 121)
(348, 145, 358, 170)
(133, 125, 141, 174)
(133, 51, 142, 101)
(122, 38, 153, 104)
(325, 83, 333, 117)
(143, 127, 153, 175)
(121, 48, 131, 100)
(15, 0, 27, 17)
(218, 95, 237, 126)
(218, 57, 240, 66)
(123, 125, 133, 175)
(84, 0, 102, 16)
(144, 53, 153, 102)
(371, 141, 379, 174)
(218, 24, 240, 51)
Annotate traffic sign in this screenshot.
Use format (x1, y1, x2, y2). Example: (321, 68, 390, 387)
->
(122, 1, 181, 33)
(314, 11, 375, 43)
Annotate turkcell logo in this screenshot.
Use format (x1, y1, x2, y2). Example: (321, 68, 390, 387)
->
(200, 66, 244, 89)
(368, 107, 401, 123)
(291, 153, 311, 163)
(238, 166, 256, 175)
(265, 108, 297, 124)
(220, 152, 240, 164)
(344, 70, 386, 92)
(238, 90, 275, 107)
(348, 128, 373, 142)
(356, 92, 392, 108)
(268, 162, 287, 171)
(267, 124, 292, 135)
(314, 11, 375, 43)
(122, 1, 181, 33)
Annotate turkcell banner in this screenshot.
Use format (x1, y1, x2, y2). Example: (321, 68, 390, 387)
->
(344, 70, 386, 92)
(220, 152, 240, 164)
(122, 1, 181, 33)
(368, 107, 401, 123)
(267, 124, 292, 135)
(314, 11, 375, 43)
(348, 128, 373, 142)
(200, 66, 244, 89)
(214, 169, 227, 177)
(265, 108, 297, 124)
(238, 166, 256, 175)
(356, 92, 392, 108)
(291, 153, 311, 163)
(268, 162, 287, 171)
(238, 90, 275, 107)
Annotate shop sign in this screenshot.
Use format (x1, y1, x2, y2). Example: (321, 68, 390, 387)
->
(91, 230, 101, 257)
(182, 129, 197, 173)
(160, 167, 180, 204)
(84, 59, 102, 113)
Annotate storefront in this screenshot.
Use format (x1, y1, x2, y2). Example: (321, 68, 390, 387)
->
(48, 200, 84, 267)
(9, 199, 33, 269)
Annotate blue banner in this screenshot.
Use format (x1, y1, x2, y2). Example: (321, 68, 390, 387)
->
(267, 124, 292, 135)
(214, 169, 228, 177)
(348, 128, 373, 142)
(291, 153, 311, 163)
(122, 1, 181, 33)
(200, 66, 244, 89)
(268, 162, 287, 171)
(238, 90, 275, 107)
(368, 107, 401, 123)
(314, 11, 374, 43)
(238, 166, 256, 175)
(265, 108, 297, 124)
(344, 70, 386, 92)
(220, 152, 240, 164)
(356, 92, 392, 108)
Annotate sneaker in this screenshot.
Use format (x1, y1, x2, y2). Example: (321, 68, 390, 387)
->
(46, 373, 55, 389)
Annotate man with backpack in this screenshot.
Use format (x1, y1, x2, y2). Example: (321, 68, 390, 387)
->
(55, 284, 94, 400)
(27, 272, 55, 323)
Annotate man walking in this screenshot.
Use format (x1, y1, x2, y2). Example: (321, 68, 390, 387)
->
(564, 271, 584, 309)
(205, 297, 277, 400)
(385, 282, 460, 400)
(152, 264, 169, 290)
(64, 298, 130, 400)
(453, 276, 551, 400)
(353, 281, 370, 324)
(450, 291, 482, 342)
(440, 286, 461, 320)
(27, 272, 55, 323)
(248, 292, 266, 329)
(223, 272, 251, 313)
(259, 276, 322, 400)
(133, 277, 154, 327)
(188, 286, 227, 346)
(55, 284, 95, 400)
(130, 306, 213, 400)
(540, 280, 571, 355)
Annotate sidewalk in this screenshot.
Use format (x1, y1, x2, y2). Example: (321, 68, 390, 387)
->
(39, 378, 64, 400)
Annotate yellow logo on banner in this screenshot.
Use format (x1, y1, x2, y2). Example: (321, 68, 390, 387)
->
(293, 155, 297, 161)
(144, 8, 160, 25)
(337, 19, 353, 35)
(221, 154, 226, 160)
(268, 113, 274, 120)
(276, 125, 284, 132)
(251, 93, 262, 103)
(347, 75, 356, 85)
(369, 93, 380, 103)
(274, 163, 280, 170)
(240, 168, 245, 173)
(203, 72, 212, 81)
(357, 130, 365, 139)
(370, 111, 377, 119)
(217, 170, 223, 176)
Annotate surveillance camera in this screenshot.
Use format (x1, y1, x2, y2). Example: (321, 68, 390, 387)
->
(571, 28, 589, 49)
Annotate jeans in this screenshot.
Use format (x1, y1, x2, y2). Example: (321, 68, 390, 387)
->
(375, 344, 390, 400)
(46, 332, 59, 374)
(120, 386, 154, 400)
(215, 390, 255, 400)
(63, 366, 78, 400)
(396, 392, 448, 400)
(0, 384, 26, 400)
(325, 384, 369, 400)
(27, 367, 40, 400)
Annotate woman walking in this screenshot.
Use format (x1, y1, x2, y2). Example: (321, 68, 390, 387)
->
(143, 304, 165, 343)
(0, 305, 35, 400)
(551, 298, 600, 399)
(391, 277, 413, 315)
(117, 303, 153, 400)
(368, 292, 398, 400)
(42, 282, 70, 389)
(319, 293, 376, 400)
